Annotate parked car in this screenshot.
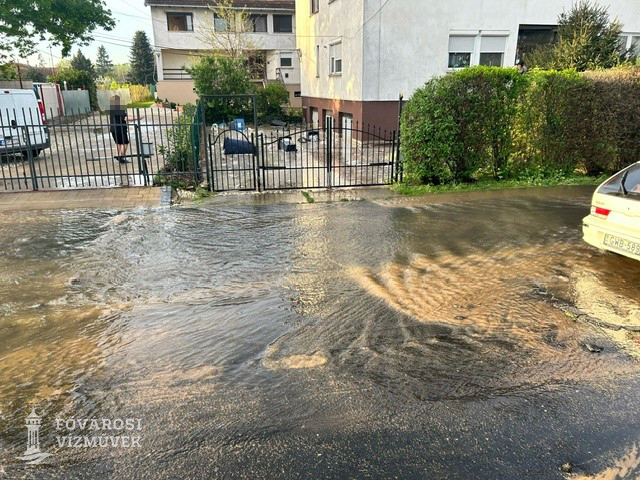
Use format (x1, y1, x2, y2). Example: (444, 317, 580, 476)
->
(583, 162, 640, 261)
(0, 89, 50, 159)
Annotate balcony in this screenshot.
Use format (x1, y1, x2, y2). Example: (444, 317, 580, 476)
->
(163, 68, 192, 81)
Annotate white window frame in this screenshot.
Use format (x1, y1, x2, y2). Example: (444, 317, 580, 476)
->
(279, 54, 294, 69)
(447, 31, 509, 70)
(166, 12, 194, 32)
(329, 40, 342, 76)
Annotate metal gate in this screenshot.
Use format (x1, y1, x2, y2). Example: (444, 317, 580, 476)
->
(208, 119, 400, 192)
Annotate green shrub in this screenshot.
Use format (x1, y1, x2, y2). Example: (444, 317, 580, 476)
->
(401, 66, 526, 184)
(401, 66, 640, 185)
(129, 85, 152, 103)
(158, 103, 198, 172)
(257, 83, 289, 121)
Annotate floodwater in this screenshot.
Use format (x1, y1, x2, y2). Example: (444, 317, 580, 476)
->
(1, 185, 640, 479)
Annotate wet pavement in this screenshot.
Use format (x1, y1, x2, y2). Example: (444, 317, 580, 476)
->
(1, 185, 640, 479)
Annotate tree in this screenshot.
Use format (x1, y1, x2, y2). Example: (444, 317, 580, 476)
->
(189, 55, 255, 122)
(24, 67, 46, 82)
(95, 45, 113, 79)
(528, 1, 629, 71)
(0, 62, 18, 80)
(71, 50, 95, 76)
(199, 0, 258, 60)
(112, 63, 131, 84)
(0, 0, 115, 60)
(128, 31, 155, 85)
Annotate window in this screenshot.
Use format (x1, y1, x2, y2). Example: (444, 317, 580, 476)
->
(329, 41, 342, 74)
(251, 14, 267, 33)
(599, 164, 640, 198)
(280, 56, 293, 68)
(311, 0, 319, 14)
(633, 36, 640, 56)
(479, 36, 506, 66)
(214, 14, 228, 32)
(315, 45, 320, 77)
(167, 13, 193, 32)
(448, 35, 474, 68)
(273, 15, 293, 33)
(516, 25, 557, 61)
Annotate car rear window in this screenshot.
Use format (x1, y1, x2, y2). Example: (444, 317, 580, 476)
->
(599, 164, 640, 198)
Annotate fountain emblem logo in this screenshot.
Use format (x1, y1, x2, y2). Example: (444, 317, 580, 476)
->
(15, 406, 54, 465)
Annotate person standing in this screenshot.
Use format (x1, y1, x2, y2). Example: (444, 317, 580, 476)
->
(109, 95, 130, 164)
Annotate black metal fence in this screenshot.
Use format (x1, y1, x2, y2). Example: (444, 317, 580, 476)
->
(208, 120, 400, 192)
(0, 106, 202, 192)
(1, 101, 402, 193)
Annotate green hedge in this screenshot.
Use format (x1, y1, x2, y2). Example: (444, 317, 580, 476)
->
(401, 66, 640, 185)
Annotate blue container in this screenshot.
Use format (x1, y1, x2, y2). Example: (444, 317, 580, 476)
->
(230, 118, 246, 132)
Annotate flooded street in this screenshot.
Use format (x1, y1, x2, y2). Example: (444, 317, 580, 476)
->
(2, 185, 640, 478)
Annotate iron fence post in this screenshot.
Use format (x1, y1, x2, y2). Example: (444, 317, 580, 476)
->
(252, 95, 260, 192)
(326, 117, 332, 189)
(396, 94, 404, 183)
(23, 126, 38, 190)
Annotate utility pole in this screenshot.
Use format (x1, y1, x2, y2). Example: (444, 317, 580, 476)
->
(16, 61, 23, 89)
(49, 46, 55, 76)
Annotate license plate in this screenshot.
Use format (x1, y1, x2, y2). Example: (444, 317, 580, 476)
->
(604, 234, 640, 256)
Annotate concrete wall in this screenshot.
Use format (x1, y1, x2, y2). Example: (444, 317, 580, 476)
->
(62, 90, 90, 115)
(156, 80, 198, 105)
(0, 80, 34, 90)
(97, 88, 132, 111)
(298, 0, 640, 103)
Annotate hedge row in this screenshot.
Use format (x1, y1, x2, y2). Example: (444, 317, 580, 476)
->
(400, 66, 640, 184)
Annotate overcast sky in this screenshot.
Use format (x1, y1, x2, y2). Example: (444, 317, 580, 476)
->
(25, 0, 154, 67)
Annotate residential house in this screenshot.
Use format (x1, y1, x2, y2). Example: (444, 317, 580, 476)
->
(296, 0, 640, 132)
(146, 0, 301, 106)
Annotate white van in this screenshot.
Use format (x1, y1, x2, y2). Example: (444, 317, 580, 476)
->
(0, 89, 50, 158)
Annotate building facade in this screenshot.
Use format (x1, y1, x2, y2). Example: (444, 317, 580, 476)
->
(146, 0, 301, 106)
(296, 0, 640, 131)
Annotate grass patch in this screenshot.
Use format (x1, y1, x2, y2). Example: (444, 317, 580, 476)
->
(390, 174, 608, 196)
(127, 101, 155, 108)
(301, 191, 315, 203)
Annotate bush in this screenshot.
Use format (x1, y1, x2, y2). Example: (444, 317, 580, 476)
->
(257, 82, 289, 121)
(158, 103, 198, 172)
(129, 85, 152, 103)
(401, 66, 640, 185)
(401, 66, 526, 184)
(189, 55, 255, 124)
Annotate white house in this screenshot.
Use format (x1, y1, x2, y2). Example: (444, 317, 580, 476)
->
(296, 0, 640, 131)
(145, 0, 301, 106)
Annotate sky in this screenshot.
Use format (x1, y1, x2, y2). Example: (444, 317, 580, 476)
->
(25, 0, 155, 68)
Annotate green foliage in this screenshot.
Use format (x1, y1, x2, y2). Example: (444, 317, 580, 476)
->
(49, 68, 98, 111)
(0, 0, 114, 60)
(0, 62, 18, 80)
(189, 55, 255, 123)
(158, 103, 198, 172)
(401, 66, 640, 186)
(528, 1, 629, 71)
(128, 31, 155, 85)
(24, 68, 46, 82)
(70, 50, 94, 76)
(401, 66, 527, 184)
(96, 45, 113, 79)
(257, 83, 289, 120)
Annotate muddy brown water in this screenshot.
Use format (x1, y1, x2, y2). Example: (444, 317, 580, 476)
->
(1, 185, 640, 479)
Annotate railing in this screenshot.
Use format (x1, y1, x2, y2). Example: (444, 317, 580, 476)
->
(0, 107, 202, 191)
(162, 68, 192, 81)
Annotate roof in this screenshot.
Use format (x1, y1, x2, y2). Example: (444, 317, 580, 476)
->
(144, 0, 295, 9)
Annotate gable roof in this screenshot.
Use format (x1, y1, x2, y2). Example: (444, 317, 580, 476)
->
(144, 0, 295, 9)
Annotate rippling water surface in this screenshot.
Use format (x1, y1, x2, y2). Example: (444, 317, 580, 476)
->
(1, 186, 640, 479)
